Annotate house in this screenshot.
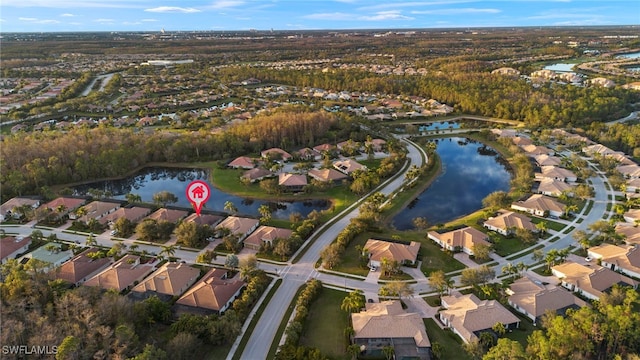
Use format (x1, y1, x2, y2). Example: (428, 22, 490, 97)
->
(129, 262, 201, 301)
(506, 277, 586, 324)
(278, 173, 308, 192)
(99, 206, 151, 226)
(511, 194, 566, 218)
(491, 67, 520, 76)
(521, 144, 553, 157)
(215, 216, 260, 242)
(295, 147, 320, 161)
(626, 178, 640, 192)
(551, 261, 638, 301)
(582, 144, 616, 157)
(536, 178, 574, 197)
(0, 236, 32, 264)
(54, 247, 112, 287)
(0, 197, 40, 222)
(491, 129, 517, 138)
(512, 137, 533, 147)
(241, 168, 274, 183)
(333, 158, 366, 175)
(243, 226, 293, 251)
(617, 164, 640, 179)
(40, 197, 86, 217)
(351, 300, 431, 360)
(84, 255, 157, 293)
(228, 156, 255, 169)
(587, 244, 640, 279)
(174, 268, 245, 315)
(427, 227, 490, 255)
(145, 208, 189, 223)
(483, 210, 537, 236)
(184, 213, 224, 227)
(623, 209, 640, 224)
(366, 138, 387, 152)
(534, 154, 562, 167)
(20, 243, 74, 271)
(71, 200, 121, 223)
(363, 239, 420, 268)
(313, 143, 334, 154)
(536, 166, 577, 182)
(260, 148, 292, 162)
(440, 293, 520, 344)
(615, 222, 640, 245)
(308, 168, 348, 184)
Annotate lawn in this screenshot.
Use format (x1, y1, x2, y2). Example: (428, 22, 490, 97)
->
(529, 217, 566, 232)
(299, 287, 349, 359)
(423, 318, 471, 360)
(504, 313, 536, 348)
(489, 232, 534, 257)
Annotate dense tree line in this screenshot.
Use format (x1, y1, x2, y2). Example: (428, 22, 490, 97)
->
(584, 121, 640, 158)
(0, 108, 356, 199)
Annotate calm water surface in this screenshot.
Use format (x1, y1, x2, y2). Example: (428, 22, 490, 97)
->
(72, 167, 329, 219)
(392, 137, 511, 230)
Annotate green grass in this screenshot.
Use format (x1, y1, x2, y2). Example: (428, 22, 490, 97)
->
(359, 158, 383, 170)
(490, 233, 533, 257)
(332, 233, 373, 276)
(299, 287, 350, 359)
(504, 313, 536, 347)
(562, 226, 575, 234)
(584, 200, 594, 215)
(505, 244, 545, 261)
(529, 217, 566, 232)
(423, 318, 471, 360)
(424, 295, 442, 307)
(232, 278, 282, 360)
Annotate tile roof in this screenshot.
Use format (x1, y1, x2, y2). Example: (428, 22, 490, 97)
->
(588, 244, 640, 274)
(511, 194, 565, 214)
(0, 236, 32, 261)
(55, 247, 111, 284)
(308, 168, 348, 182)
(99, 206, 151, 225)
(484, 211, 537, 232)
(1, 197, 40, 216)
(243, 226, 293, 248)
(215, 216, 259, 236)
(42, 197, 85, 211)
(507, 277, 586, 319)
(146, 208, 189, 223)
(130, 262, 200, 297)
(175, 268, 245, 312)
(537, 178, 573, 196)
(228, 156, 255, 169)
(352, 300, 430, 347)
(333, 158, 366, 174)
(552, 261, 638, 299)
(364, 239, 420, 264)
(184, 213, 224, 226)
(428, 227, 489, 252)
(84, 255, 156, 292)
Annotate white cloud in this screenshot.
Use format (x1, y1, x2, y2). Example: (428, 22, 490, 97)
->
(60, 13, 75, 17)
(145, 6, 201, 13)
(19, 17, 38, 21)
(304, 12, 354, 21)
(209, 0, 245, 9)
(94, 18, 114, 23)
(361, 10, 414, 21)
(305, 10, 413, 21)
(3, 0, 140, 9)
(18, 17, 61, 24)
(412, 8, 501, 15)
(359, 1, 472, 11)
(141, 18, 158, 22)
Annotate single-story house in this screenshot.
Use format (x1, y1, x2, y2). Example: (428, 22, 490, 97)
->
(506, 277, 586, 325)
(522, 144, 553, 157)
(440, 293, 520, 344)
(617, 164, 640, 179)
(351, 301, 431, 360)
(483, 210, 537, 236)
(129, 262, 201, 301)
(536, 166, 577, 182)
(313, 143, 334, 154)
(84, 255, 158, 293)
(0, 197, 40, 222)
(511, 194, 565, 218)
(241, 168, 274, 183)
(184, 213, 224, 227)
(54, 247, 112, 287)
(626, 178, 640, 193)
(0, 236, 32, 264)
(615, 222, 640, 245)
(534, 154, 562, 167)
(99, 206, 152, 226)
(261, 148, 292, 162)
(145, 208, 189, 224)
(587, 244, 640, 279)
(243, 225, 293, 251)
(174, 268, 245, 315)
(427, 227, 490, 255)
(278, 173, 308, 192)
(295, 147, 320, 161)
(70, 200, 121, 223)
(512, 137, 533, 147)
(623, 209, 640, 224)
(228, 156, 255, 169)
(40, 197, 86, 218)
(333, 158, 366, 175)
(308, 168, 348, 184)
(582, 144, 616, 157)
(215, 216, 260, 242)
(491, 128, 517, 138)
(551, 261, 638, 301)
(363, 239, 420, 268)
(20, 243, 74, 271)
(366, 138, 387, 152)
(536, 178, 574, 197)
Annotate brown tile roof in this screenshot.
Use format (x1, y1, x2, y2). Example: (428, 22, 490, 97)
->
(146, 208, 189, 223)
(428, 227, 489, 252)
(278, 173, 308, 187)
(539, 166, 577, 180)
(617, 165, 640, 178)
(55, 248, 111, 285)
(260, 148, 292, 161)
(42, 197, 85, 211)
(184, 213, 224, 226)
(615, 223, 640, 245)
(511, 194, 565, 214)
(484, 211, 537, 232)
(507, 277, 586, 319)
(552, 261, 638, 298)
(333, 158, 366, 174)
(308, 168, 348, 182)
(215, 216, 259, 236)
(1, 197, 40, 216)
(243, 226, 293, 248)
(130, 262, 200, 297)
(84, 255, 156, 292)
(440, 293, 520, 343)
(534, 154, 562, 166)
(352, 300, 430, 347)
(588, 244, 640, 274)
(537, 178, 573, 196)
(99, 206, 151, 225)
(512, 137, 533, 147)
(0, 236, 32, 261)
(313, 143, 334, 153)
(241, 167, 273, 182)
(364, 239, 420, 264)
(175, 268, 245, 312)
(228, 156, 255, 169)
(75, 201, 120, 221)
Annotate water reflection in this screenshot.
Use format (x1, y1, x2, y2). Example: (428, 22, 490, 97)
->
(72, 167, 330, 219)
(392, 137, 511, 230)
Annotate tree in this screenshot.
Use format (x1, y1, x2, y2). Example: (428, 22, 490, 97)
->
(573, 230, 591, 252)
(412, 216, 429, 230)
(428, 270, 450, 296)
(159, 244, 176, 259)
(239, 255, 258, 280)
(515, 227, 537, 244)
(320, 243, 341, 269)
(482, 191, 510, 210)
(347, 343, 360, 360)
(273, 238, 291, 261)
(225, 254, 239, 269)
(484, 338, 526, 360)
(535, 221, 548, 236)
(196, 250, 217, 264)
(224, 201, 238, 214)
(130, 344, 168, 360)
(379, 281, 414, 300)
(532, 248, 544, 262)
(125, 193, 142, 204)
(341, 289, 365, 317)
(382, 346, 395, 360)
(152, 191, 178, 207)
(56, 336, 81, 360)
(85, 233, 97, 246)
(258, 204, 272, 224)
(472, 243, 491, 262)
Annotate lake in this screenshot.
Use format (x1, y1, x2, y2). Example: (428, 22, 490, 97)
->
(418, 121, 461, 132)
(617, 51, 640, 59)
(72, 167, 330, 219)
(391, 137, 511, 230)
(544, 63, 577, 72)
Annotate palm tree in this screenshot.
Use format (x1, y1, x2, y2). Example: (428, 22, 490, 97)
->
(125, 193, 142, 204)
(85, 233, 97, 246)
(224, 201, 238, 214)
(382, 346, 395, 360)
(159, 244, 176, 259)
(129, 244, 139, 254)
(341, 289, 365, 318)
(346, 343, 360, 360)
(258, 204, 272, 224)
(535, 221, 548, 236)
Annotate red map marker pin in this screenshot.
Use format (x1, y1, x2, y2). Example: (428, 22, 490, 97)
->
(186, 180, 211, 216)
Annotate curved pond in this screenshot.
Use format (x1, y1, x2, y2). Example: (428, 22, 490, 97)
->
(392, 137, 511, 230)
(72, 167, 330, 219)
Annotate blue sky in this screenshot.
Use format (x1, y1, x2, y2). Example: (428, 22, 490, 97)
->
(1, 0, 638, 32)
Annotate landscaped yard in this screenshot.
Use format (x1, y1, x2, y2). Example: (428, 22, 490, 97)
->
(299, 287, 349, 359)
(489, 232, 533, 257)
(504, 312, 536, 347)
(423, 318, 471, 360)
(529, 217, 566, 232)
